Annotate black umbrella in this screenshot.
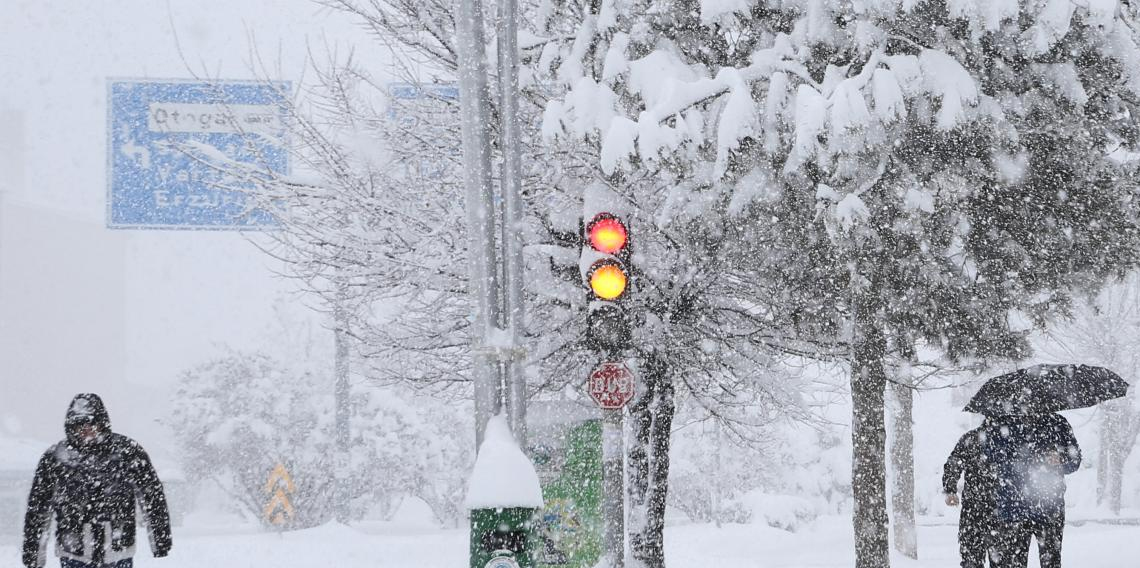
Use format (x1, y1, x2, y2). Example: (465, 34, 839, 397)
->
(964, 364, 1130, 416)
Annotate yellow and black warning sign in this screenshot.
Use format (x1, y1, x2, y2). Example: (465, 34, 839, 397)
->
(263, 462, 296, 526)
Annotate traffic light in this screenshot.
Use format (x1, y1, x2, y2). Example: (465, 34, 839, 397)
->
(587, 214, 628, 254)
(584, 213, 631, 352)
(587, 261, 628, 300)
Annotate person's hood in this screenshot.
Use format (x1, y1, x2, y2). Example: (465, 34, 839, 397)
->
(64, 393, 112, 446)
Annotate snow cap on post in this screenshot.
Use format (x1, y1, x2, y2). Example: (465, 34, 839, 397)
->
(465, 415, 544, 510)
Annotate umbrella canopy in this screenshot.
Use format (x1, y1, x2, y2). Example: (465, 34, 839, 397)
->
(964, 364, 1130, 416)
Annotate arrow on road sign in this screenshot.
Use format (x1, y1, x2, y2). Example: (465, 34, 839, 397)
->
(264, 488, 296, 525)
(265, 462, 295, 493)
(264, 463, 296, 526)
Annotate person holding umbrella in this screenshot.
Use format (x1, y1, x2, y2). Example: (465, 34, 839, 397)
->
(964, 364, 1129, 568)
(985, 413, 1080, 568)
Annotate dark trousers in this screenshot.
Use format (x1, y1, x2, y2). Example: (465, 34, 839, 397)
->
(61, 559, 132, 568)
(959, 509, 993, 568)
(992, 516, 1064, 568)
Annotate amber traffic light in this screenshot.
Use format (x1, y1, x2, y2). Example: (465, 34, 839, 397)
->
(588, 259, 629, 300)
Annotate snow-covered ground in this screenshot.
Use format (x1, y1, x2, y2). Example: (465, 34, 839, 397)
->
(4, 371, 1136, 567)
(3, 515, 1136, 567)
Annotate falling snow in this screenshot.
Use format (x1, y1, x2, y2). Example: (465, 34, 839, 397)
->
(4, 1, 1140, 568)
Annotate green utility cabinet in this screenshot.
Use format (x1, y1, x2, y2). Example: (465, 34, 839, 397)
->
(532, 419, 603, 568)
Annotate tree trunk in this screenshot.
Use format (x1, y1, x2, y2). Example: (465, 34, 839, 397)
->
(852, 302, 890, 568)
(713, 420, 723, 528)
(333, 290, 351, 523)
(1097, 414, 1109, 508)
(627, 375, 652, 566)
(1120, 407, 1140, 511)
(643, 375, 675, 568)
(1106, 453, 1124, 516)
(889, 370, 917, 559)
(1099, 399, 1140, 515)
(629, 353, 673, 568)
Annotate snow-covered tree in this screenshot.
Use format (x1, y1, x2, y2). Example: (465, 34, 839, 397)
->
(167, 351, 472, 528)
(224, 63, 473, 390)
(168, 352, 336, 528)
(535, 1, 1140, 566)
(346, 385, 475, 525)
(208, 2, 1140, 564)
(669, 363, 856, 531)
(1035, 273, 1140, 515)
(200, 7, 817, 565)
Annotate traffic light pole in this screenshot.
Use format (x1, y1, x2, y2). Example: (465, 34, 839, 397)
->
(497, 0, 527, 448)
(602, 407, 626, 568)
(455, 8, 542, 568)
(456, 0, 504, 447)
(456, 0, 531, 451)
(583, 213, 634, 566)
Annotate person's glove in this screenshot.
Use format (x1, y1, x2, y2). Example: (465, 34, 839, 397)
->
(945, 493, 960, 507)
(22, 546, 40, 568)
(152, 529, 172, 558)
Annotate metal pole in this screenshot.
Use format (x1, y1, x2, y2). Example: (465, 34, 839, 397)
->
(497, 0, 527, 448)
(456, 0, 503, 447)
(603, 407, 626, 568)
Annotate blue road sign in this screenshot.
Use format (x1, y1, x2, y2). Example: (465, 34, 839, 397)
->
(107, 79, 289, 229)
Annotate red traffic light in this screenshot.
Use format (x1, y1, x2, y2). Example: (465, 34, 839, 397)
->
(587, 213, 628, 255)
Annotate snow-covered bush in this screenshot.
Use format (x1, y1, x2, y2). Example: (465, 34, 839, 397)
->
(727, 491, 823, 533)
(667, 418, 755, 524)
(346, 386, 474, 526)
(668, 380, 849, 527)
(168, 351, 472, 528)
(668, 412, 833, 532)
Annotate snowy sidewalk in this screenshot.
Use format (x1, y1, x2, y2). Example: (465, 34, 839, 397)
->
(2, 516, 1136, 567)
(665, 517, 1137, 567)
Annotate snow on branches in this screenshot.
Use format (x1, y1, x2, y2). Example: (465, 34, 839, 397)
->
(540, 0, 1140, 235)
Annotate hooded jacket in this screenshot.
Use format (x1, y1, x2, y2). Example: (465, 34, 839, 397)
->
(22, 394, 172, 568)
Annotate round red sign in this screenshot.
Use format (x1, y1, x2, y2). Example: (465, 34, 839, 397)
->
(587, 362, 635, 409)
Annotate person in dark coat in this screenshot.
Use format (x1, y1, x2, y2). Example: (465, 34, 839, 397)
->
(22, 393, 172, 568)
(943, 421, 998, 568)
(985, 413, 1080, 568)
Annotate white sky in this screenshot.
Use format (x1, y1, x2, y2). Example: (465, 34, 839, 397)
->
(0, 1, 384, 447)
